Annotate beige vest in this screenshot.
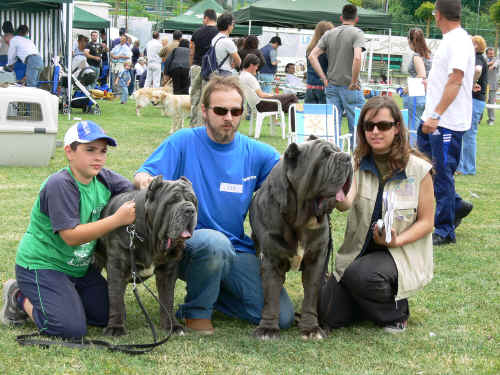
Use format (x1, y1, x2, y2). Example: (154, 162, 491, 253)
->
(334, 154, 433, 300)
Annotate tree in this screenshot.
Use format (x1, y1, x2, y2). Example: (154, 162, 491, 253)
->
(490, 1, 500, 49)
(415, 2, 435, 37)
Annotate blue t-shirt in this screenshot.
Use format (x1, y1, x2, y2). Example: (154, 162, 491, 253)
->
(136, 127, 280, 254)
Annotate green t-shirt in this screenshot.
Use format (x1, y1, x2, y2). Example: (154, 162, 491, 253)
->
(16, 167, 133, 277)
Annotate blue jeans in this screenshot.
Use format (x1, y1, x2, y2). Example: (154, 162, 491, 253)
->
(15, 265, 108, 338)
(176, 229, 294, 329)
(259, 73, 275, 94)
(25, 54, 43, 87)
(325, 84, 365, 136)
(457, 98, 485, 175)
(403, 95, 426, 147)
(417, 124, 464, 240)
(119, 85, 128, 103)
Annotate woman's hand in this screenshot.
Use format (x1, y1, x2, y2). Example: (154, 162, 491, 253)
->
(372, 223, 399, 248)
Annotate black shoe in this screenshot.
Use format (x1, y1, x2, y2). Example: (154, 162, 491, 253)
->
(455, 201, 473, 229)
(433, 233, 456, 246)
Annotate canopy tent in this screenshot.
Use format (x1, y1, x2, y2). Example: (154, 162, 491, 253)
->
(156, 0, 262, 36)
(234, 0, 391, 30)
(0, 0, 68, 64)
(73, 6, 109, 30)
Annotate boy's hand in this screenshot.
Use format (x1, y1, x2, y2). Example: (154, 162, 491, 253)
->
(114, 200, 136, 226)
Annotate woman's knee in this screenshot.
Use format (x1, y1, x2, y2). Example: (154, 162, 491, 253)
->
(40, 312, 88, 338)
(342, 261, 394, 302)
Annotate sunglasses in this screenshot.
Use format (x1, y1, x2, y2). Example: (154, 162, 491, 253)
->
(363, 121, 397, 132)
(209, 106, 244, 117)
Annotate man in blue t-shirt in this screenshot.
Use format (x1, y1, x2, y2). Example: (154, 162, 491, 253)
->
(135, 76, 294, 335)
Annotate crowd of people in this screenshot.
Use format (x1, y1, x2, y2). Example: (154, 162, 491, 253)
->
(0, 0, 493, 340)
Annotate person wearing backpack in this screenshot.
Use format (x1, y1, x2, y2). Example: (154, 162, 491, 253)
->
(211, 12, 241, 77)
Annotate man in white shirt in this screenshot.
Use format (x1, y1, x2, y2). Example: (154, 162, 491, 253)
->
(110, 34, 132, 92)
(418, 0, 475, 246)
(211, 12, 240, 77)
(144, 31, 162, 88)
(7, 25, 43, 87)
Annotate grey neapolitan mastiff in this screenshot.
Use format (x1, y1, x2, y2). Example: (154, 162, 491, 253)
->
(250, 138, 352, 340)
(95, 176, 197, 336)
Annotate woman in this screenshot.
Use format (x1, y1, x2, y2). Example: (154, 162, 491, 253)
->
(0, 21, 14, 66)
(238, 35, 265, 71)
(305, 21, 333, 104)
(164, 39, 190, 95)
(404, 28, 432, 142)
(134, 57, 147, 89)
(457, 35, 488, 175)
(319, 96, 435, 333)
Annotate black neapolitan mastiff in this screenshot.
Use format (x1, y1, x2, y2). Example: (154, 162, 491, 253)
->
(250, 138, 352, 340)
(95, 176, 197, 336)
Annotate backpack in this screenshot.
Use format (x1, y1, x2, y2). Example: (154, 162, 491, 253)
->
(201, 36, 230, 81)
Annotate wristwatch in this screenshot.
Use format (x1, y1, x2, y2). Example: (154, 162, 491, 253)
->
(431, 112, 441, 120)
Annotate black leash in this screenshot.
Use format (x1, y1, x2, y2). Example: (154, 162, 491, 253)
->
(16, 224, 173, 355)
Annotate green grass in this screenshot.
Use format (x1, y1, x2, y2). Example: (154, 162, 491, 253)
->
(0, 99, 499, 374)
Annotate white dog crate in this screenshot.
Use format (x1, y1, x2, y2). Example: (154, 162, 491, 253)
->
(0, 87, 58, 167)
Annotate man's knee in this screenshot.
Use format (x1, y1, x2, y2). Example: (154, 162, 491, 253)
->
(185, 229, 235, 272)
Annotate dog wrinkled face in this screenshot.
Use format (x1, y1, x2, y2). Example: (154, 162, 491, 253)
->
(284, 139, 353, 217)
(145, 176, 198, 253)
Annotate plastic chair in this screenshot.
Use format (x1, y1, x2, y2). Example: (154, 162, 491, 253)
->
(241, 83, 286, 140)
(353, 107, 409, 149)
(287, 103, 351, 153)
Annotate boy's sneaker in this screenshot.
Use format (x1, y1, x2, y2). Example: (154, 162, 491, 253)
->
(383, 320, 407, 334)
(1, 279, 28, 326)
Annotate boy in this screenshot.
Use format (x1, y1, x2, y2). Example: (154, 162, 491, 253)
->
(1, 120, 136, 338)
(115, 61, 131, 104)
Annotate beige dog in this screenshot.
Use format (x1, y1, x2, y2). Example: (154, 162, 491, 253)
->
(158, 92, 191, 134)
(133, 85, 172, 116)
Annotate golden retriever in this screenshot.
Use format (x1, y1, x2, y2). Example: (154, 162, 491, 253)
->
(157, 91, 191, 134)
(133, 85, 172, 116)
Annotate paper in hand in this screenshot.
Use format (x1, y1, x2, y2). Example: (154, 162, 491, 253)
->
(407, 77, 425, 97)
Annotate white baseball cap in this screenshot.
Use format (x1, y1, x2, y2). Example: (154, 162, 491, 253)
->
(64, 120, 117, 147)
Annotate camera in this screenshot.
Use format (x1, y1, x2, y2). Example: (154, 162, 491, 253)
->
(376, 219, 384, 236)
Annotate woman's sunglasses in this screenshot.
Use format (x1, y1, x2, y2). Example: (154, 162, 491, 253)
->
(362, 121, 397, 132)
(209, 106, 244, 117)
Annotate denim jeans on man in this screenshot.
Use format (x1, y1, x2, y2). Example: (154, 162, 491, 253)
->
(259, 72, 275, 94)
(176, 229, 295, 329)
(325, 84, 365, 137)
(457, 98, 485, 175)
(25, 54, 43, 87)
(417, 124, 465, 241)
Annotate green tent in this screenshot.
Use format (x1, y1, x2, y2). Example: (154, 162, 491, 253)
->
(234, 0, 391, 30)
(156, 0, 262, 36)
(73, 6, 109, 30)
(0, 0, 69, 12)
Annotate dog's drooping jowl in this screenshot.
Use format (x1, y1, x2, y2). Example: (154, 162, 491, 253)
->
(250, 137, 353, 340)
(95, 176, 197, 336)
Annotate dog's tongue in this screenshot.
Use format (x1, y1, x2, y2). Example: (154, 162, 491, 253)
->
(166, 238, 171, 250)
(181, 231, 192, 239)
(336, 189, 346, 202)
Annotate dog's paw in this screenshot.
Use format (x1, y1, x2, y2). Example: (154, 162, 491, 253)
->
(103, 325, 127, 337)
(300, 326, 327, 340)
(171, 324, 186, 336)
(253, 327, 280, 340)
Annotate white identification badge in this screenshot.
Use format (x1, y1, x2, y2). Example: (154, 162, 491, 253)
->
(220, 182, 243, 194)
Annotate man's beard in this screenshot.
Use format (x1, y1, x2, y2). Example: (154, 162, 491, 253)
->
(206, 116, 240, 144)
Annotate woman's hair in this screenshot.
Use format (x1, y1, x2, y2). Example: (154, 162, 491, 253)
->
(243, 35, 259, 50)
(353, 96, 411, 174)
(408, 28, 431, 59)
(306, 21, 334, 57)
(472, 35, 486, 54)
(178, 39, 189, 48)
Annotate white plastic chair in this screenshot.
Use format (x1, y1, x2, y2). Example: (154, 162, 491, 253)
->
(241, 84, 286, 139)
(287, 103, 351, 153)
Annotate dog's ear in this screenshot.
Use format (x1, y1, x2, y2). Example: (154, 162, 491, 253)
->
(146, 175, 164, 202)
(284, 142, 300, 169)
(307, 134, 319, 141)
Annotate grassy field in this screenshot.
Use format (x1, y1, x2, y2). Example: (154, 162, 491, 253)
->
(0, 98, 498, 374)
